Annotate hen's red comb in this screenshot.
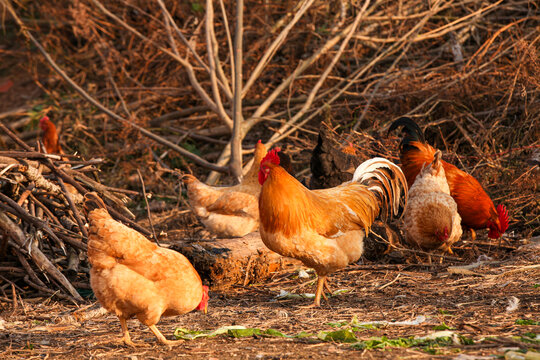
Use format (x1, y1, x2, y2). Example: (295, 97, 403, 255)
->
(260, 147, 281, 166)
(497, 204, 509, 233)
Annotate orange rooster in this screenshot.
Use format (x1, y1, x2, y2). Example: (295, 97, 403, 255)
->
(258, 149, 407, 306)
(84, 193, 209, 346)
(39, 116, 64, 154)
(183, 140, 268, 237)
(389, 117, 508, 240)
(403, 150, 462, 259)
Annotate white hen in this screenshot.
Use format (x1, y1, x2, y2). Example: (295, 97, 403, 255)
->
(403, 150, 462, 257)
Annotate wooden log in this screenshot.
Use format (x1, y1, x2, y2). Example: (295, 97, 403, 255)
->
(172, 232, 301, 290)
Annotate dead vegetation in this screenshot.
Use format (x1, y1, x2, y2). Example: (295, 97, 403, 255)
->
(0, 0, 539, 358)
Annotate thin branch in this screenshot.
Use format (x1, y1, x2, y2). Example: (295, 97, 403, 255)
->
(156, 0, 232, 100)
(4, 3, 228, 173)
(268, 0, 446, 147)
(244, 14, 358, 130)
(241, 0, 315, 98)
(205, 0, 234, 129)
(136, 169, 159, 246)
(219, 0, 235, 91)
(91, 0, 229, 126)
(267, 0, 369, 143)
(230, 0, 244, 181)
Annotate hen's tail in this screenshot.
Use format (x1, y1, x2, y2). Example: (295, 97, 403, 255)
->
(352, 158, 408, 221)
(388, 117, 426, 152)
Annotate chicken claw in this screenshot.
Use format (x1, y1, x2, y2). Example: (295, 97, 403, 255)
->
(119, 318, 144, 347)
(149, 325, 182, 347)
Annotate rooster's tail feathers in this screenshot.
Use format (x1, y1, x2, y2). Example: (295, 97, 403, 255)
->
(431, 150, 443, 169)
(352, 158, 408, 219)
(388, 117, 426, 152)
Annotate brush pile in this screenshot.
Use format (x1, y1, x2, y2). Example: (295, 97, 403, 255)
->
(0, 125, 143, 303)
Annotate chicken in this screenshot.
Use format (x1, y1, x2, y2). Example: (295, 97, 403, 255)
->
(39, 116, 64, 154)
(84, 193, 209, 346)
(258, 149, 407, 306)
(310, 123, 363, 189)
(403, 150, 462, 259)
(182, 140, 268, 237)
(388, 117, 509, 240)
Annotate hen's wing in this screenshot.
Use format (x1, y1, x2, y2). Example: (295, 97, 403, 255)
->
(205, 189, 259, 217)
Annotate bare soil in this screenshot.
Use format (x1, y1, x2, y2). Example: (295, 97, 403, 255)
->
(2, 235, 539, 359)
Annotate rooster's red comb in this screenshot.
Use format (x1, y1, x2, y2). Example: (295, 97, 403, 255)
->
(497, 204, 509, 233)
(261, 147, 281, 166)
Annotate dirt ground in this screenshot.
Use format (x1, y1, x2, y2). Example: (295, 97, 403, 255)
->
(1, 234, 539, 360)
(1, 3, 539, 359)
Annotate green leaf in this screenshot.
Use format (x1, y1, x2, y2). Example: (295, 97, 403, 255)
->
(174, 325, 247, 340)
(327, 321, 347, 328)
(516, 319, 540, 326)
(296, 331, 314, 338)
(318, 329, 358, 343)
(173, 328, 210, 340)
(434, 322, 454, 330)
(264, 329, 288, 337)
(227, 328, 262, 338)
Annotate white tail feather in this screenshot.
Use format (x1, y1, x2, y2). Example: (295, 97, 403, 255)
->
(352, 157, 408, 218)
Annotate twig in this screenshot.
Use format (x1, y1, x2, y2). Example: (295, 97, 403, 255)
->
(136, 169, 159, 245)
(57, 176, 88, 238)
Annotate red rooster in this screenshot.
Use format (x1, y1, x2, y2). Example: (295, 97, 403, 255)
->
(258, 149, 407, 306)
(388, 117, 509, 240)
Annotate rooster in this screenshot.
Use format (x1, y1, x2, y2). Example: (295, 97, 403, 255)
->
(310, 123, 363, 189)
(388, 117, 509, 240)
(403, 150, 462, 260)
(40, 116, 64, 154)
(85, 193, 209, 346)
(183, 140, 267, 237)
(258, 149, 407, 306)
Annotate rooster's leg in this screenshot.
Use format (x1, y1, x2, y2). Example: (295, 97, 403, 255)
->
(314, 275, 327, 307)
(470, 229, 476, 241)
(149, 324, 182, 346)
(119, 317, 141, 347)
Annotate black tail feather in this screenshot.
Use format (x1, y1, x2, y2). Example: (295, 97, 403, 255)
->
(387, 117, 425, 151)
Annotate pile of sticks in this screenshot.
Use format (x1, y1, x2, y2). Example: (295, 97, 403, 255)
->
(0, 124, 145, 303)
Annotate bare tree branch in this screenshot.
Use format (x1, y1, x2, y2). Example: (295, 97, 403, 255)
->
(230, 0, 244, 181)
(219, 0, 235, 91)
(241, 0, 315, 98)
(205, 0, 234, 129)
(91, 0, 229, 125)
(267, 0, 370, 143)
(4, 2, 227, 173)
